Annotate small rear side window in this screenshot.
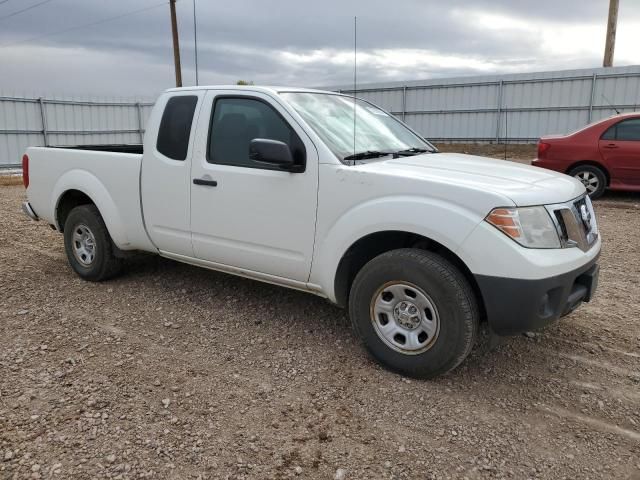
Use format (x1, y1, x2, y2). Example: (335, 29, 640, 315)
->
(601, 125, 616, 140)
(156, 95, 198, 160)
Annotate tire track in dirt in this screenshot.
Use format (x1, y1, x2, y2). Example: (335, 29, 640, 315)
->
(539, 405, 640, 443)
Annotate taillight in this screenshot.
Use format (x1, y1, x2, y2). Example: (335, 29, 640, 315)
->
(537, 141, 551, 159)
(22, 154, 29, 188)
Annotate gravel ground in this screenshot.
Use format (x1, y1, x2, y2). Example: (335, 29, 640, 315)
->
(1, 183, 639, 480)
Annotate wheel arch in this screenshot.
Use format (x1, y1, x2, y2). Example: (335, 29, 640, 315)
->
(56, 189, 95, 232)
(332, 230, 486, 321)
(566, 161, 610, 186)
(51, 170, 129, 248)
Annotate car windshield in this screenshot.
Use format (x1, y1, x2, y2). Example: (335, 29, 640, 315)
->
(280, 92, 434, 163)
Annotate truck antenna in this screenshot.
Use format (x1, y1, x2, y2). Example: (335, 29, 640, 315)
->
(193, 0, 199, 86)
(352, 16, 357, 162)
(601, 93, 620, 114)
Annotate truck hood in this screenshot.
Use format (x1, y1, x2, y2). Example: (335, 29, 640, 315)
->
(368, 152, 585, 206)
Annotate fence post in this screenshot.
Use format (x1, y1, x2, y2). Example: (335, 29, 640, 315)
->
(38, 97, 49, 147)
(135, 102, 144, 144)
(495, 80, 504, 143)
(588, 73, 597, 123)
(402, 86, 407, 121)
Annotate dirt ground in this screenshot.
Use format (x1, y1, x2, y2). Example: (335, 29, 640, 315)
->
(1, 181, 639, 480)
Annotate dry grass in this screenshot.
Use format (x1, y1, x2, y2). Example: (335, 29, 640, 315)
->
(435, 142, 537, 163)
(0, 175, 23, 186)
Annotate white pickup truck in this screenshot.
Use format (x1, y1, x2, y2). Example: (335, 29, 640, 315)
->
(22, 86, 601, 378)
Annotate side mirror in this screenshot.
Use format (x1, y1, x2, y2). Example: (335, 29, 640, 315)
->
(249, 139, 295, 170)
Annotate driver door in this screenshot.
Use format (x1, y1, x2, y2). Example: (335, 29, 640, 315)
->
(189, 91, 319, 282)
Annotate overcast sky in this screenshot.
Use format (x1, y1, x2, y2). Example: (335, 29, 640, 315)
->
(1, 0, 639, 98)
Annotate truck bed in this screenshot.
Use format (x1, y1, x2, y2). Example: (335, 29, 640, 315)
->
(51, 144, 143, 154)
(25, 146, 155, 252)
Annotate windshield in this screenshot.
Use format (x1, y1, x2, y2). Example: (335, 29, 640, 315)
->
(280, 92, 434, 162)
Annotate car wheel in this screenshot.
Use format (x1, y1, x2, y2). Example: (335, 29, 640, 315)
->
(569, 165, 606, 199)
(349, 248, 479, 379)
(63, 205, 123, 281)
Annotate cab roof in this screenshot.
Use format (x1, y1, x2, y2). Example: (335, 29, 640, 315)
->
(165, 85, 337, 95)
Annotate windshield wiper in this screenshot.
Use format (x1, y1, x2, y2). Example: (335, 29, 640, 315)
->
(393, 147, 431, 156)
(343, 147, 431, 162)
(343, 150, 391, 161)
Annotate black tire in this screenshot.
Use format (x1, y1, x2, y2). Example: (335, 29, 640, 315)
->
(349, 249, 478, 379)
(568, 165, 606, 199)
(63, 204, 123, 281)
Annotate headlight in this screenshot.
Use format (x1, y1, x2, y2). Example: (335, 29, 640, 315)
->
(486, 206, 561, 249)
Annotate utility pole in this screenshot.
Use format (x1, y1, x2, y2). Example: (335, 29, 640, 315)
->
(169, 0, 182, 87)
(603, 0, 619, 67)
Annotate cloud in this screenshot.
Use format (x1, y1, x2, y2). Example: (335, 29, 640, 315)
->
(0, 0, 638, 96)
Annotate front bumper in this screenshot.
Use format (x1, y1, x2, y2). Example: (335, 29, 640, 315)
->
(475, 255, 599, 335)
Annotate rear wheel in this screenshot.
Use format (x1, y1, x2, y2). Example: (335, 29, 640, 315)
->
(63, 205, 123, 281)
(348, 249, 479, 378)
(569, 165, 606, 199)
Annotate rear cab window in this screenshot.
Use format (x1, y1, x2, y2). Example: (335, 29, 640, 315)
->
(156, 95, 199, 160)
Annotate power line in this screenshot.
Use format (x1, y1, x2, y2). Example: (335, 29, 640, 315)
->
(0, 0, 54, 22)
(0, 2, 168, 49)
(0, 0, 14, 6)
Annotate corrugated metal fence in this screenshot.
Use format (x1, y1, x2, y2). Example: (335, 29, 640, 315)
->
(0, 94, 154, 167)
(2, 66, 639, 166)
(332, 65, 640, 143)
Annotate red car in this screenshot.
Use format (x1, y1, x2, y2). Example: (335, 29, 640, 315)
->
(532, 113, 640, 198)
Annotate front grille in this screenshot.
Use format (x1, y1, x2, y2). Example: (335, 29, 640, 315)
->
(546, 195, 598, 251)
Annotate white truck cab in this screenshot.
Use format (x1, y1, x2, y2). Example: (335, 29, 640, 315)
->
(21, 86, 601, 378)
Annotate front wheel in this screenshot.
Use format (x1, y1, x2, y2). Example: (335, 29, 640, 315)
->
(63, 205, 123, 281)
(349, 249, 478, 378)
(569, 165, 606, 199)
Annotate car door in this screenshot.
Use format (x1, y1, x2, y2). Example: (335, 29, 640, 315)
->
(140, 91, 204, 256)
(189, 91, 318, 282)
(599, 117, 640, 186)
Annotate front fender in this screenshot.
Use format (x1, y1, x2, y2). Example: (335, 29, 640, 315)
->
(310, 195, 483, 302)
(51, 169, 129, 248)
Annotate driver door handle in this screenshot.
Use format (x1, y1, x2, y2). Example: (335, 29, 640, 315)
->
(603, 143, 619, 149)
(193, 178, 218, 187)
